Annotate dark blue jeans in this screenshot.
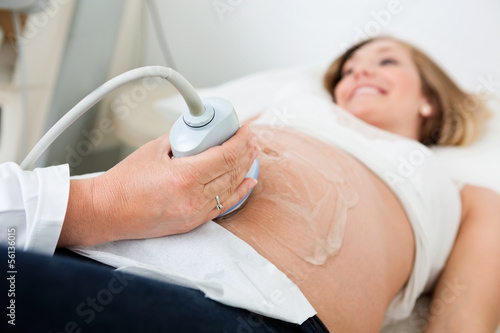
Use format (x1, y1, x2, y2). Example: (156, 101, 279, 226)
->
(2, 248, 329, 332)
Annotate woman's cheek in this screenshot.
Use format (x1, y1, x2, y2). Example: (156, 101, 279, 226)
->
(334, 83, 349, 107)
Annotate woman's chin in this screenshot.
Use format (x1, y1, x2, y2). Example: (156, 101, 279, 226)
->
(348, 109, 380, 125)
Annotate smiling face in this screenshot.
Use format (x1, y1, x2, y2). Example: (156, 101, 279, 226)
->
(334, 39, 430, 140)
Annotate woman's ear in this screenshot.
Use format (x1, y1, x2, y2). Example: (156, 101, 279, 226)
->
(420, 104, 433, 117)
(419, 97, 435, 118)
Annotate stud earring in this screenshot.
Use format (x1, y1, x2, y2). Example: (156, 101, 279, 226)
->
(420, 104, 432, 117)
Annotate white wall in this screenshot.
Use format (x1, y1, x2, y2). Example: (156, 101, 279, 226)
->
(142, 0, 500, 94)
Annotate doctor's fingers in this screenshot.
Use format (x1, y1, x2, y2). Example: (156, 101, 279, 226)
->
(202, 150, 256, 201)
(188, 125, 258, 184)
(203, 177, 258, 220)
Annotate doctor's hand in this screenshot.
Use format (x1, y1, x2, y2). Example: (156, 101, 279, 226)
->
(58, 125, 259, 247)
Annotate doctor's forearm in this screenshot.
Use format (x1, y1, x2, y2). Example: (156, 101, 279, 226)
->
(58, 178, 111, 247)
(58, 175, 135, 247)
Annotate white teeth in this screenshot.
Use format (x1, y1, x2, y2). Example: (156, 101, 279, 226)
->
(352, 86, 380, 97)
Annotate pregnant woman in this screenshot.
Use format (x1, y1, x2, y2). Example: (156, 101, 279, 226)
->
(216, 36, 500, 332)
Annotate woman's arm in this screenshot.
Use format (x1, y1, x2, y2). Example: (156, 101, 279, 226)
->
(425, 185, 500, 332)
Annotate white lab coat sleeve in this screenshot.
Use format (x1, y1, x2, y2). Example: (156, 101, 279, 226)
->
(0, 162, 70, 255)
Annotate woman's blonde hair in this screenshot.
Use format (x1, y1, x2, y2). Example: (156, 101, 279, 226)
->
(323, 36, 491, 146)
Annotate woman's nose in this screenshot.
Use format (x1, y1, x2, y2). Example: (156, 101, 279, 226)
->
(352, 64, 375, 78)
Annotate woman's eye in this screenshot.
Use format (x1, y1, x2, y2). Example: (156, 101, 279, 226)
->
(342, 68, 353, 77)
(380, 58, 397, 66)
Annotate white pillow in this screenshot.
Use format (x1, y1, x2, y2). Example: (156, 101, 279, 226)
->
(154, 65, 500, 194)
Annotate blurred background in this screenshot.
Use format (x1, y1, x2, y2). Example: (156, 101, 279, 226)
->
(0, 0, 499, 175)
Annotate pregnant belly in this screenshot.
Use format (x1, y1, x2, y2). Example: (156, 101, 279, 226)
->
(221, 126, 360, 266)
(217, 126, 414, 328)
